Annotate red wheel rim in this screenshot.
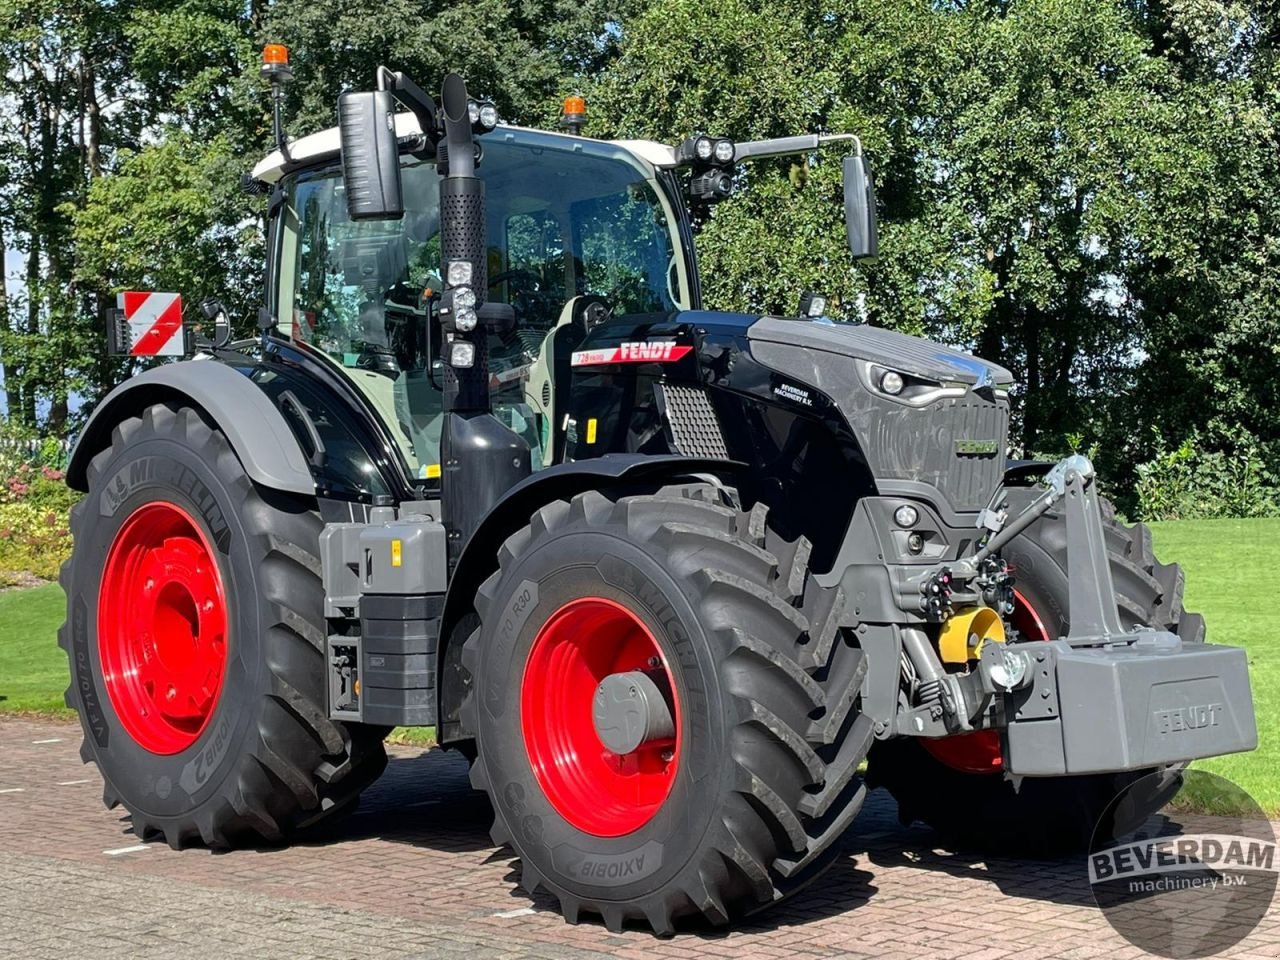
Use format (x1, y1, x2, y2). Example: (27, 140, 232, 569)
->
(521, 597, 681, 837)
(923, 590, 1049, 774)
(98, 502, 229, 755)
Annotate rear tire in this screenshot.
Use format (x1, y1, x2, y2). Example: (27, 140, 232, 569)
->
(60, 403, 387, 848)
(462, 483, 873, 932)
(867, 490, 1196, 856)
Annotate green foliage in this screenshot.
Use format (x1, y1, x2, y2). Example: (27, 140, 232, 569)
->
(263, 0, 641, 132)
(69, 132, 264, 332)
(1135, 430, 1280, 521)
(0, 467, 77, 587)
(2, 0, 1279, 515)
(592, 0, 1280, 501)
(0, 421, 78, 585)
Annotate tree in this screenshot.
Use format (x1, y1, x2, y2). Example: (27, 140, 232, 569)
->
(592, 0, 1280, 497)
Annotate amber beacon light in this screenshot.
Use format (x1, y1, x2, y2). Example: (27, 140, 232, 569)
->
(561, 94, 586, 135)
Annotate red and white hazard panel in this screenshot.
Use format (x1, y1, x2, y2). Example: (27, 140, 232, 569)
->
(117, 292, 185, 356)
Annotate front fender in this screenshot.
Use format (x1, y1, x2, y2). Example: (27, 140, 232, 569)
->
(67, 359, 315, 495)
(436, 453, 742, 742)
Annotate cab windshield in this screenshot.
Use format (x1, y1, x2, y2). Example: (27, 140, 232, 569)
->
(276, 129, 689, 481)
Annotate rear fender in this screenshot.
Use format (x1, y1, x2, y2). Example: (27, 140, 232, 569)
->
(67, 360, 314, 495)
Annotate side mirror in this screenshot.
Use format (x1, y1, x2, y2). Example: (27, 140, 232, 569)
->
(338, 90, 404, 220)
(842, 154, 878, 261)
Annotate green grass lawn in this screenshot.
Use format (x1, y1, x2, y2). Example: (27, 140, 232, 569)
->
(1149, 518, 1279, 815)
(2, 518, 1275, 812)
(0, 582, 69, 714)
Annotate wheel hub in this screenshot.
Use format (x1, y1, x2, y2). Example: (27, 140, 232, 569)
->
(592, 670, 675, 756)
(520, 597, 681, 837)
(98, 501, 229, 755)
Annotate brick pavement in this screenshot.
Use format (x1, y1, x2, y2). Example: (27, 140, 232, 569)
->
(0, 717, 1275, 959)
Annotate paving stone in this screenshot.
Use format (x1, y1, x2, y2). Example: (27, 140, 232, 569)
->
(0, 717, 1274, 958)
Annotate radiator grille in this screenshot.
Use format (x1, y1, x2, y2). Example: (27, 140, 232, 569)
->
(657, 383, 730, 459)
(940, 398, 1009, 510)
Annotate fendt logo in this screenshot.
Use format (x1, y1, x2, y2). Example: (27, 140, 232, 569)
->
(1154, 702, 1224, 736)
(571, 342, 692, 366)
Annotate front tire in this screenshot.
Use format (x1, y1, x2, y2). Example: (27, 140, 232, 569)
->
(867, 489, 1195, 856)
(60, 403, 386, 848)
(462, 484, 873, 933)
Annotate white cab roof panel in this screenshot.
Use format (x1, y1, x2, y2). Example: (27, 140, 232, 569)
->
(250, 113, 677, 183)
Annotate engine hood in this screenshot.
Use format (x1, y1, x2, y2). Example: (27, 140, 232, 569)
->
(746, 316, 1014, 388)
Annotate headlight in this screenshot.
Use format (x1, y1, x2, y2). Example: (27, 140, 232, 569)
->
(894, 505, 919, 528)
(860, 360, 974, 406)
(879, 370, 904, 396)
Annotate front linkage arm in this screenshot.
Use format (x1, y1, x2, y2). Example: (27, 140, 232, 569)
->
(897, 454, 1136, 738)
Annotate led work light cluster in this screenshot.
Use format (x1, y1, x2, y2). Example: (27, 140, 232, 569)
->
(676, 135, 737, 203)
(440, 259, 479, 368)
(466, 98, 499, 132)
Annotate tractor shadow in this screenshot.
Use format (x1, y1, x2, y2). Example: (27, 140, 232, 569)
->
(292, 744, 1099, 933)
(849, 800, 1100, 910)
(293, 744, 496, 854)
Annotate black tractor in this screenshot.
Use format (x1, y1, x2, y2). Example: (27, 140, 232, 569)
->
(60, 54, 1257, 933)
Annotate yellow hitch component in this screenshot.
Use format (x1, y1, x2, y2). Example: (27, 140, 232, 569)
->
(938, 606, 1005, 664)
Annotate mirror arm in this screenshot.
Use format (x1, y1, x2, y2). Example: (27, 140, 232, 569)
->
(732, 132, 863, 163)
(818, 132, 862, 156)
(375, 66, 439, 142)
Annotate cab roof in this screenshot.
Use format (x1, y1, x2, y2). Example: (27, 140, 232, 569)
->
(249, 112, 678, 183)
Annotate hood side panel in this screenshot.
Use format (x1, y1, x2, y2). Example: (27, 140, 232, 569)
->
(747, 316, 1014, 387)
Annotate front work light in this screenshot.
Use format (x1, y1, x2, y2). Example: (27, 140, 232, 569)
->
(799, 291, 828, 318)
(450, 340, 476, 367)
(447, 260, 473, 287)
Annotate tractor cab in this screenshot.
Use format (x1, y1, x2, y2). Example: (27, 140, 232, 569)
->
(262, 126, 693, 482)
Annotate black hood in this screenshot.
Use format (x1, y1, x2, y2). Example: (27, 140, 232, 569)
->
(747, 316, 1014, 387)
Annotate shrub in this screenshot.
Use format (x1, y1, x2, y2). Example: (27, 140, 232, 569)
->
(1134, 431, 1280, 521)
(0, 444, 80, 585)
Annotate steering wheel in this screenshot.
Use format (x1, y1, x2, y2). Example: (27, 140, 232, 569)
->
(489, 269, 563, 328)
(489, 268, 544, 292)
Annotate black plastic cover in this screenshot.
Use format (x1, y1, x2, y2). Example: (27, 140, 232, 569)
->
(338, 90, 404, 221)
